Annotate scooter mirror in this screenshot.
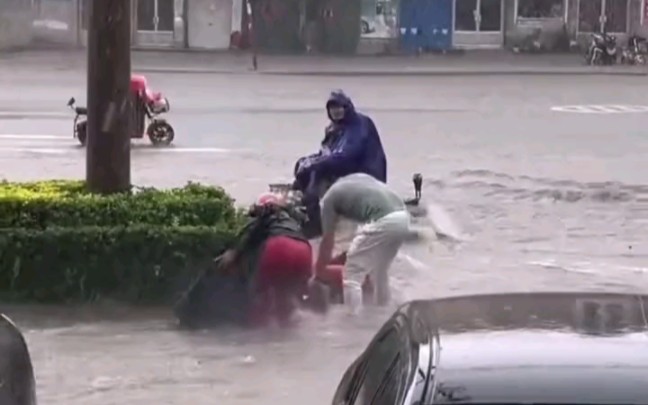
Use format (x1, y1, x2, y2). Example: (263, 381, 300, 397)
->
(67, 97, 75, 107)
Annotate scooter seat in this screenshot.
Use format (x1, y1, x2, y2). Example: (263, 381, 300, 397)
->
(75, 107, 87, 115)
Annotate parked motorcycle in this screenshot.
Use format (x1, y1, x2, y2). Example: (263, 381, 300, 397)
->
(620, 35, 647, 65)
(585, 32, 617, 65)
(66, 97, 88, 146)
(66, 74, 175, 147)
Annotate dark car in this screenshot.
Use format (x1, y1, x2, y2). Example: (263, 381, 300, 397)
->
(0, 314, 37, 405)
(331, 292, 648, 405)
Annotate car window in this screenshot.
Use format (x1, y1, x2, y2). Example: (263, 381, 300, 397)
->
(345, 324, 407, 405)
(369, 353, 403, 404)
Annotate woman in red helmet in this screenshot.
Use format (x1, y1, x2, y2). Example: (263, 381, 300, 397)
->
(219, 192, 315, 327)
(175, 192, 353, 329)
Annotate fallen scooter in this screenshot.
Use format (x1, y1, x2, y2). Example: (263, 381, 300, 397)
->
(174, 256, 250, 329)
(66, 74, 175, 146)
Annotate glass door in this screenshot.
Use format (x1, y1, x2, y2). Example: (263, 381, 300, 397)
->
(78, 0, 89, 46)
(136, 0, 175, 46)
(137, 0, 156, 31)
(480, 0, 502, 32)
(455, 0, 478, 31)
(578, 0, 628, 33)
(604, 0, 628, 33)
(454, 0, 502, 46)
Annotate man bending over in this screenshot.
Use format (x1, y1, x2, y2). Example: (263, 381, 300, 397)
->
(314, 173, 410, 306)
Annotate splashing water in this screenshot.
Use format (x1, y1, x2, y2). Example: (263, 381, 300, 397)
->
(424, 202, 465, 242)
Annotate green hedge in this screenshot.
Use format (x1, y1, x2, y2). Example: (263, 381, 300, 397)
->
(0, 180, 246, 303)
(0, 180, 239, 229)
(0, 225, 239, 303)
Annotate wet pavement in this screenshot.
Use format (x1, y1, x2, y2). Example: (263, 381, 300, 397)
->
(1, 71, 648, 404)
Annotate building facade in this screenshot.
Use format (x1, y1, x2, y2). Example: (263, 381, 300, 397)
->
(27, 0, 244, 50)
(0, 0, 34, 50)
(17, 0, 648, 53)
(391, 0, 648, 52)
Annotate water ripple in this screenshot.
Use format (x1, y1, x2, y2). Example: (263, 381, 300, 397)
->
(424, 169, 648, 203)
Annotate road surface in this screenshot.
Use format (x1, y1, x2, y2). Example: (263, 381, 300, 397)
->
(1, 71, 648, 404)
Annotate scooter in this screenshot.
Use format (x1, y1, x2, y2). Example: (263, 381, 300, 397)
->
(66, 74, 175, 147)
(66, 97, 88, 146)
(585, 32, 617, 66)
(620, 35, 647, 65)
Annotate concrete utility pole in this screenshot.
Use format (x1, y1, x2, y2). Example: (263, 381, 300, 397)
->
(247, 0, 258, 70)
(86, 0, 132, 194)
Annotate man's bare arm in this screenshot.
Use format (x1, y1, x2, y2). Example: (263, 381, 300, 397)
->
(315, 231, 336, 277)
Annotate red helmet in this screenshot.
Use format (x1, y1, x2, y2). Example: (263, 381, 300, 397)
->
(255, 192, 283, 206)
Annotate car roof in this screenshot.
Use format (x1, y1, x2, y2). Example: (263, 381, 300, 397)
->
(400, 292, 648, 404)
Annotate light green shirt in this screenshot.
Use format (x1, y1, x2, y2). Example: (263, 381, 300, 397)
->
(320, 173, 405, 234)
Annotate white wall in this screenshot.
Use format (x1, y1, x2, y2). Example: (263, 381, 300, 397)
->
(31, 0, 77, 46)
(0, 0, 34, 50)
(187, 0, 233, 49)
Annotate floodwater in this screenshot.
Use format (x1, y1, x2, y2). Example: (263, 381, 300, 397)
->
(2, 74, 648, 404)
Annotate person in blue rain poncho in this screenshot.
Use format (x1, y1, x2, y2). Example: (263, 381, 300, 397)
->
(292, 90, 388, 237)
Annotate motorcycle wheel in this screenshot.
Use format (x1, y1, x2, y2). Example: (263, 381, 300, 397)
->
(586, 48, 601, 66)
(76, 121, 87, 146)
(591, 52, 602, 66)
(637, 55, 646, 65)
(146, 121, 175, 146)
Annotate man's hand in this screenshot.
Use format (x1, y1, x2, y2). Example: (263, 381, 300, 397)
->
(219, 249, 236, 268)
(330, 251, 347, 266)
(303, 278, 330, 314)
(315, 231, 336, 277)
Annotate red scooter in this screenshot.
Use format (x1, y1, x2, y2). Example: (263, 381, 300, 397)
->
(66, 74, 175, 146)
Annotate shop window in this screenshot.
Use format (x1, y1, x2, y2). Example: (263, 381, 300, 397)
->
(361, 0, 398, 38)
(455, 0, 477, 31)
(517, 0, 563, 18)
(605, 0, 628, 33)
(80, 0, 88, 30)
(157, 0, 175, 32)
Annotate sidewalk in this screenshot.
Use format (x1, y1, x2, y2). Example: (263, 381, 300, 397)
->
(2, 48, 647, 76)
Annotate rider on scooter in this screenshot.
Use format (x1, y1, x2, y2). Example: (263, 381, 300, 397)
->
(292, 90, 388, 237)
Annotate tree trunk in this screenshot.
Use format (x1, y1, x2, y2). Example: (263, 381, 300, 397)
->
(86, 0, 132, 194)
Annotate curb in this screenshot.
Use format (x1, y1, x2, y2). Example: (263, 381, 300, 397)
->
(134, 67, 246, 75)
(134, 66, 648, 77)
(0, 112, 69, 120)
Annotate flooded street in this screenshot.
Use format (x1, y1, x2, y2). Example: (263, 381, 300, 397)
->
(1, 73, 648, 404)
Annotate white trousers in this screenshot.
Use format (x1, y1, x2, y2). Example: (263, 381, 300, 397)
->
(344, 210, 410, 306)
(333, 218, 358, 256)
